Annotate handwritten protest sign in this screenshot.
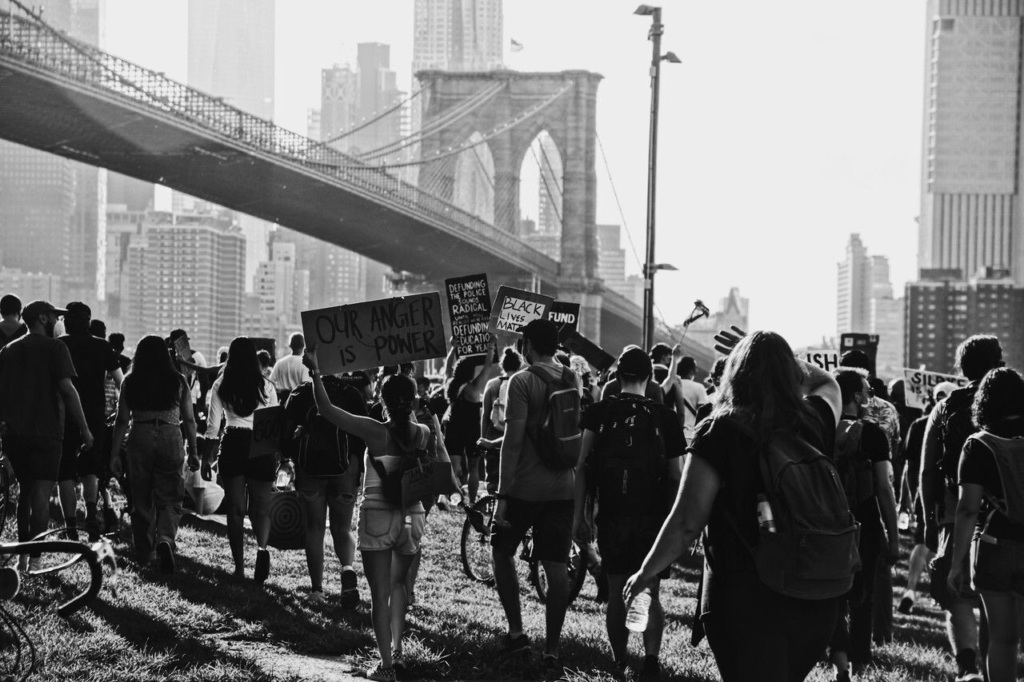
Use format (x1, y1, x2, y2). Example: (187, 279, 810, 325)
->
(173, 335, 192, 361)
(902, 369, 968, 409)
(488, 286, 554, 337)
(802, 349, 841, 372)
(559, 328, 616, 372)
(302, 293, 447, 375)
(445, 274, 491, 357)
(548, 301, 581, 333)
(250, 405, 284, 459)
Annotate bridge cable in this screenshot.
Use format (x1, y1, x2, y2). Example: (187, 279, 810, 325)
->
(528, 142, 563, 226)
(322, 88, 422, 146)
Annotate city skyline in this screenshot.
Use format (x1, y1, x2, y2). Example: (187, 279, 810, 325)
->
(94, 1, 922, 347)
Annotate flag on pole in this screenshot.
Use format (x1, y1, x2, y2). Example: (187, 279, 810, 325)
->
(510, 38, 524, 52)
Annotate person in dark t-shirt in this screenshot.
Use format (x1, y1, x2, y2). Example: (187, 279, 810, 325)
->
(0, 294, 27, 349)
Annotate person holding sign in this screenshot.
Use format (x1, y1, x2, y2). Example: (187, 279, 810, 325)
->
(303, 349, 458, 682)
(445, 339, 499, 504)
(203, 337, 280, 584)
(108, 335, 199, 574)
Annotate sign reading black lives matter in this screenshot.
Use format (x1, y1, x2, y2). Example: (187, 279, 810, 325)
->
(302, 293, 447, 376)
(488, 286, 554, 338)
(445, 274, 491, 357)
(548, 301, 581, 333)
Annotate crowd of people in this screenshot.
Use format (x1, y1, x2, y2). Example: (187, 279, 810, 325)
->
(0, 291, 1022, 682)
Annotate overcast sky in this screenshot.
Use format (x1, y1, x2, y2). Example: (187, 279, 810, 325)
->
(103, 0, 925, 348)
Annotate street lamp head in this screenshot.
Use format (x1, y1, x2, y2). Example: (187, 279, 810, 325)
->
(662, 51, 682, 63)
(634, 4, 659, 15)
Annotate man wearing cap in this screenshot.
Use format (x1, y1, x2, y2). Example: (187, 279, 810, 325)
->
(492, 318, 581, 674)
(0, 301, 93, 569)
(58, 302, 124, 541)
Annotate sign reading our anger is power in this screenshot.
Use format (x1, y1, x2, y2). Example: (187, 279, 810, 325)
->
(301, 293, 447, 375)
(488, 286, 554, 338)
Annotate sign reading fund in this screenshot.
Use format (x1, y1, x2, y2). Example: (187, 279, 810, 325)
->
(302, 293, 447, 375)
(547, 301, 581, 333)
(445, 273, 491, 357)
(488, 286, 554, 337)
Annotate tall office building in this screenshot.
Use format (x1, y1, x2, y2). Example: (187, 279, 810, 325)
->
(413, 0, 504, 73)
(187, 0, 276, 291)
(919, 0, 1024, 283)
(837, 233, 872, 335)
(124, 211, 245, 360)
(320, 65, 361, 150)
(247, 241, 310, 346)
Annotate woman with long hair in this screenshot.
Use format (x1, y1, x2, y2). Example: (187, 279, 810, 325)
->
(202, 336, 279, 583)
(624, 330, 843, 682)
(304, 349, 456, 682)
(109, 335, 199, 572)
(444, 349, 497, 504)
(947, 367, 1024, 682)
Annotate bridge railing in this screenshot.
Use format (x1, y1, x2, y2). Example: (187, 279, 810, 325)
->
(0, 7, 552, 268)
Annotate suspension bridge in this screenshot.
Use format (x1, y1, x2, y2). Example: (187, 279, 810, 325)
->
(0, 2, 712, 363)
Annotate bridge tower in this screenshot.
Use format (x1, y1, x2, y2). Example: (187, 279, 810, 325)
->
(416, 70, 604, 341)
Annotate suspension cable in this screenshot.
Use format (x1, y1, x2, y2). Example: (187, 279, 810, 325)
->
(323, 87, 422, 145)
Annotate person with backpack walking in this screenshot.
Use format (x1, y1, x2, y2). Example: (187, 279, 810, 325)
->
(478, 347, 524, 494)
(573, 345, 684, 681)
(921, 335, 1003, 682)
(202, 337, 280, 584)
(828, 369, 900, 680)
(946, 367, 1024, 682)
(624, 330, 855, 682)
(281, 374, 367, 606)
(303, 350, 456, 682)
(492, 319, 582, 677)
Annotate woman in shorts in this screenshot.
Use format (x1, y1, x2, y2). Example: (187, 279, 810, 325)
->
(305, 351, 454, 682)
(947, 367, 1024, 682)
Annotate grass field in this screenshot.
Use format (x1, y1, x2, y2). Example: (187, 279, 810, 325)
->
(1, 497, 1021, 681)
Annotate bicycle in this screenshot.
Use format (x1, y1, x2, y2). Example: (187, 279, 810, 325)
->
(460, 495, 587, 605)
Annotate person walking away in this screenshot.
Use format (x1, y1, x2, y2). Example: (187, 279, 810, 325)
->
(665, 356, 709, 444)
(601, 343, 674, 404)
(625, 330, 854, 682)
(304, 350, 457, 681)
(271, 333, 310, 403)
(828, 369, 900, 680)
(921, 335, 1004, 682)
(946, 367, 1024, 682)
(898, 400, 936, 615)
(444, 350, 498, 504)
(574, 345, 684, 681)
(57, 302, 124, 541)
(109, 335, 199, 572)
(0, 301, 92, 571)
(202, 337, 279, 583)
(478, 348, 524, 494)
(492, 319, 582, 677)
(0, 295, 27, 349)
(281, 373, 366, 606)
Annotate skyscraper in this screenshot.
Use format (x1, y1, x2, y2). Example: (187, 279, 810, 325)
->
(187, 0, 276, 291)
(919, 0, 1024, 283)
(837, 233, 872, 335)
(413, 0, 504, 73)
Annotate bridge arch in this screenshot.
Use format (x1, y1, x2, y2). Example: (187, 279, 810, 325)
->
(451, 131, 495, 223)
(517, 129, 563, 261)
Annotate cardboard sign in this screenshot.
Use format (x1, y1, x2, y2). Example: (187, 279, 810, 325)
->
(558, 328, 616, 373)
(173, 335, 192, 361)
(902, 369, 968, 410)
(250, 405, 284, 458)
(841, 333, 879, 377)
(445, 273, 491, 357)
(302, 292, 447, 375)
(802, 349, 842, 372)
(548, 301, 581, 333)
(488, 286, 554, 337)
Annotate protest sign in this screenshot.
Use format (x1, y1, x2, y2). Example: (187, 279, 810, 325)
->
(445, 273, 491, 357)
(488, 286, 554, 337)
(558, 328, 616, 373)
(548, 301, 581, 333)
(841, 333, 879, 377)
(302, 292, 447, 375)
(250, 405, 284, 459)
(173, 335, 192, 361)
(902, 368, 968, 410)
(802, 348, 842, 372)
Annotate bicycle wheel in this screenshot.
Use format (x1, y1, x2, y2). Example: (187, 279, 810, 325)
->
(531, 540, 588, 606)
(460, 495, 496, 585)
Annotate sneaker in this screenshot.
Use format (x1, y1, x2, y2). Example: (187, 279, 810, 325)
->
(156, 541, 175, 575)
(391, 651, 406, 674)
(254, 548, 270, 585)
(955, 671, 984, 682)
(639, 656, 660, 682)
(307, 590, 325, 603)
(340, 568, 360, 608)
(365, 661, 396, 682)
(897, 596, 914, 615)
(502, 633, 531, 655)
(834, 669, 851, 682)
(436, 495, 450, 511)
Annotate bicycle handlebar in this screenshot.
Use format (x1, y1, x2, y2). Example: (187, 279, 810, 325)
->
(0, 536, 117, 617)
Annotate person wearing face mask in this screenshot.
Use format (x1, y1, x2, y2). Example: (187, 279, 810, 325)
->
(827, 368, 900, 681)
(0, 300, 93, 572)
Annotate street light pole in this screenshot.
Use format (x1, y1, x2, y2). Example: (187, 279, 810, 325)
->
(638, 5, 665, 352)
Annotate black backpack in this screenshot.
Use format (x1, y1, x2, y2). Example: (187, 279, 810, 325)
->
(587, 394, 671, 518)
(939, 385, 978, 487)
(834, 419, 876, 510)
(282, 378, 353, 477)
(369, 424, 434, 508)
